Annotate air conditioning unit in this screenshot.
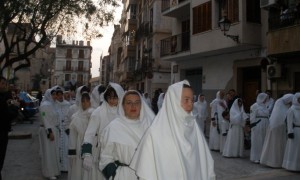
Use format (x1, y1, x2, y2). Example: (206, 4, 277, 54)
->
(267, 64, 281, 79)
(260, 0, 277, 9)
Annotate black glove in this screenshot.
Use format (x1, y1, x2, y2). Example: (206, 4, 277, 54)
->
(288, 133, 294, 139)
(102, 162, 118, 179)
(47, 128, 52, 139)
(65, 129, 70, 135)
(222, 133, 227, 136)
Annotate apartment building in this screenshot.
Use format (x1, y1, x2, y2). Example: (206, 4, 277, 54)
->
(262, 0, 300, 95)
(109, 25, 123, 84)
(54, 35, 92, 90)
(160, 0, 269, 111)
(100, 55, 111, 85)
(134, 0, 173, 96)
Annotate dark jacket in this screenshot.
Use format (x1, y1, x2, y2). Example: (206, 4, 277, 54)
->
(0, 91, 13, 132)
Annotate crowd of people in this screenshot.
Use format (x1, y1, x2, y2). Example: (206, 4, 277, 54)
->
(36, 80, 215, 180)
(198, 88, 300, 173)
(1, 75, 300, 180)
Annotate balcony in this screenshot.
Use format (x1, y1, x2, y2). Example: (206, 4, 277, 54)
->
(75, 67, 90, 72)
(120, 72, 134, 82)
(135, 21, 152, 41)
(161, 0, 190, 18)
(63, 66, 73, 72)
(269, 11, 300, 31)
(267, 12, 300, 56)
(160, 31, 190, 57)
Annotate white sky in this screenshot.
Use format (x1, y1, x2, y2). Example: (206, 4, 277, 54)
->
(90, 5, 123, 77)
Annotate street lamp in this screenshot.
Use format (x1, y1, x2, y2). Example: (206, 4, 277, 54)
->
(218, 16, 239, 43)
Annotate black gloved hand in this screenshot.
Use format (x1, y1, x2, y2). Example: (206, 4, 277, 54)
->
(288, 133, 294, 139)
(65, 129, 70, 135)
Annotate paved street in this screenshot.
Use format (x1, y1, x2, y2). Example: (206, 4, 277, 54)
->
(2, 116, 300, 180)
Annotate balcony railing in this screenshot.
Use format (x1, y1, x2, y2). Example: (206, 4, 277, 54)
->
(63, 66, 73, 72)
(269, 11, 300, 30)
(160, 31, 190, 57)
(135, 21, 153, 41)
(161, 0, 188, 12)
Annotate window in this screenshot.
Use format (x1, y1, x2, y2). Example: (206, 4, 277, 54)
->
(66, 60, 71, 71)
(66, 49, 72, 58)
(65, 74, 71, 81)
(78, 61, 83, 71)
(224, 0, 239, 23)
(128, 4, 137, 19)
(193, 1, 212, 34)
(246, 0, 261, 23)
(77, 74, 83, 84)
(78, 49, 84, 58)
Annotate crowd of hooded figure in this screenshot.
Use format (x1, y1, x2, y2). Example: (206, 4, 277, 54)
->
(38, 79, 300, 180)
(200, 88, 300, 172)
(38, 80, 216, 180)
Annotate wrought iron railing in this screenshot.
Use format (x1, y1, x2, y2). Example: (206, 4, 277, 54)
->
(161, 0, 189, 12)
(269, 11, 300, 30)
(160, 31, 190, 57)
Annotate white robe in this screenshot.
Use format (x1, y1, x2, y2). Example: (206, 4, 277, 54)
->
(130, 80, 215, 180)
(282, 93, 300, 171)
(250, 93, 269, 162)
(260, 94, 293, 167)
(55, 100, 70, 171)
(68, 107, 96, 180)
(193, 97, 208, 133)
(82, 83, 124, 179)
(209, 91, 227, 151)
(39, 89, 60, 178)
(99, 90, 154, 180)
(91, 85, 105, 108)
(223, 99, 248, 157)
(66, 86, 86, 129)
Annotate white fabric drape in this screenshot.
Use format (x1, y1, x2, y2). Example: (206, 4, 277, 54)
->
(223, 98, 248, 157)
(99, 90, 155, 179)
(260, 94, 293, 167)
(282, 93, 300, 171)
(130, 80, 215, 180)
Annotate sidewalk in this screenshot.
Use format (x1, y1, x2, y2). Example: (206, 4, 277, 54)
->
(2, 117, 300, 180)
(2, 118, 67, 180)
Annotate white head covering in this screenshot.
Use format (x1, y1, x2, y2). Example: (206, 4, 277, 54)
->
(96, 82, 125, 133)
(130, 80, 215, 180)
(74, 85, 88, 107)
(256, 93, 268, 106)
(269, 93, 293, 129)
(91, 84, 105, 108)
(290, 92, 300, 110)
(118, 90, 155, 129)
(193, 94, 207, 117)
(230, 98, 248, 125)
(41, 88, 55, 105)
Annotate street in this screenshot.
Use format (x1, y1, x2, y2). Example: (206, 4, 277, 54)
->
(2, 116, 300, 180)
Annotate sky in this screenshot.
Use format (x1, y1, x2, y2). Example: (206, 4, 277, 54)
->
(90, 5, 123, 78)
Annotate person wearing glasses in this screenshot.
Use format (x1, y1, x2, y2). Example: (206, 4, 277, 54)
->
(130, 80, 215, 180)
(81, 82, 124, 179)
(99, 90, 155, 179)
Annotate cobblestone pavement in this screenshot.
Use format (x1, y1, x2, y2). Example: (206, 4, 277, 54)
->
(2, 116, 300, 180)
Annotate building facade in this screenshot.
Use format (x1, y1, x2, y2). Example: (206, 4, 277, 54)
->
(54, 35, 92, 91)
(160, 0, 269, 112)
(263, 0, 300, 96)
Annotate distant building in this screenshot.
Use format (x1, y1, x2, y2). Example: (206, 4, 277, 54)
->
(54, 35, 92, 91)
(100, 55, 110, 85)
(90, 76, 100, 90)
